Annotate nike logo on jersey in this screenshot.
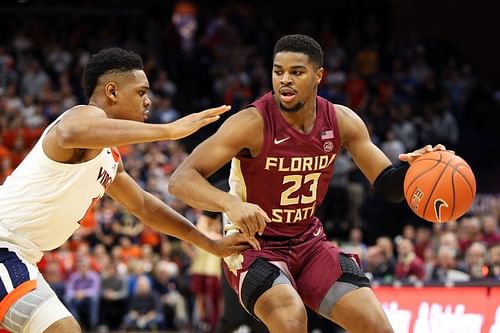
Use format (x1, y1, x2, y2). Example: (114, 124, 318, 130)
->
(274, 137, 291, 144)
(434, 198, 449, 223)
(313, 227, 322, 237)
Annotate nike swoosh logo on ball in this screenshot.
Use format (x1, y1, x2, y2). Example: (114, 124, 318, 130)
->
(434, 199, 449, 223)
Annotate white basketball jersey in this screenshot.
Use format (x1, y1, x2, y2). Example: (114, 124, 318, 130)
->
(0, 112, 119, 264)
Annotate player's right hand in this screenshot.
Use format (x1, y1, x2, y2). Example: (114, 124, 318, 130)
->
(224, 198, 269, 248)
(165, 105, 231, 140)
(399, 144, 447, 164)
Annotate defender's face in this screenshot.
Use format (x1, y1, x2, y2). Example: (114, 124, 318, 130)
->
(116, 70, 151, 122)
(272, 52, 323, 113)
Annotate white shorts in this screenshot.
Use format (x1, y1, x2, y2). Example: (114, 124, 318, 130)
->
(1, 268, 72, 333)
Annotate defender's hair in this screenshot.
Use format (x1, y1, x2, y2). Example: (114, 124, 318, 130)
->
(83, 47, 143, 99)
(273, 34, 324, 68)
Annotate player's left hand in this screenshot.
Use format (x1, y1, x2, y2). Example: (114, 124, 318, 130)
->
(208, 232, 252, 257)
(165, 105, 231, 140)
(399, 144, 450, 164)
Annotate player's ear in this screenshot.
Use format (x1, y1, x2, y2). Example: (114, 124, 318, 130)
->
(317, 67, 324, 85)
(105, 82, 118, 101)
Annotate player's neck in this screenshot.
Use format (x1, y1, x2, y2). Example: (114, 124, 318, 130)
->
(281, 100, 317, 134)
(88, 96, 114, 118)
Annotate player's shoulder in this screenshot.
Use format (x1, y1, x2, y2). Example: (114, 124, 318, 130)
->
(332, 103, 364, 124)
(224, 106, 263, 127)
(332, 103, 355, 117)
(331, 104, 368, 143)
(215, 106, 263, 146)
(235, 106, 260, 117)
(64, 104, 107, 118)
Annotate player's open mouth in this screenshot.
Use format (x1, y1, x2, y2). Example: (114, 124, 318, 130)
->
(280, 89, 296, 102)
(143, 110, 149, 120)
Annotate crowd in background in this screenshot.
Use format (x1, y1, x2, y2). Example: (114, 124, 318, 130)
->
(1, 1, 499, 332)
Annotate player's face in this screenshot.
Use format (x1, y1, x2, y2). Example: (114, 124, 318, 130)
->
(272, 52, 323, 113)
(116, 70, 151, 122)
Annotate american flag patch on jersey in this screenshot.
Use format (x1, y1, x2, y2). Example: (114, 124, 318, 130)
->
(321, 130, 334, 140)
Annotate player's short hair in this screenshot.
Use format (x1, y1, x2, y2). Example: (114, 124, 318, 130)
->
(273, 34, 324, 68)
(83, 47, 143, 99)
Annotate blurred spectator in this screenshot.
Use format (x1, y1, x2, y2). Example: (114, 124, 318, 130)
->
(0, 47, 17, 94)
(93, 243, 111, 272)
(438, 231, 461, 259)
(432, 105, 459, 148)
(19, 94, 44, 128)
(376, 236, 396, 263)
(183, 211, 223, 333)
(390, 102, 418, 151)
(118, 236, 143, 264)
(122, 274, 164, 331)
(481, 214, 500, 247)
(20, 59, 50, 97)
(112, 212, 144, 244)
(422, 245, 437, 281)
(94, 198, 120, 249)
(98, 261, 129, 332)
(319, 149, 353, 234)
(355, 43, 380, 79)
(458, 216, 483, 253)
(65, 255, 101, 330)
(489, 244, 500, 279)
(152, 70, 177, 98)
(430, 245, 469, 282)
(395, 238, 426, 281)
(151, 259, 188, 330)
(414, 226, 432, 260)
(346, 176, 365, 229)
(54, 240, 77, 278)
(345, 72, 368, 111)
(126, 258, 152, 298)
(45, 43, 73, 74)
(139, 225, 163, 252)
(341, 227, 368, 265)
(401, 224, 416, 243)
(43, 259, 67, 304)
(151, 95, 180, 124)
(464, 242, 495, 280)
(380, 130, 406, 166)
(365, 245, 395, 283)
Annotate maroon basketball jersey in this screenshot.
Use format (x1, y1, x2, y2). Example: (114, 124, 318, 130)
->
(227, 92, 341, 238)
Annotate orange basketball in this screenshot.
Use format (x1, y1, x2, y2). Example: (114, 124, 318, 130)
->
(403, 151, 476, 223)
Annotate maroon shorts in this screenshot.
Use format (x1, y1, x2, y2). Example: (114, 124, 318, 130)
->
(223, 219, 354, 312)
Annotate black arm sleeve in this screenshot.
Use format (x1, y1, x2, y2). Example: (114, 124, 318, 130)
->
(372, 162, 410, 203)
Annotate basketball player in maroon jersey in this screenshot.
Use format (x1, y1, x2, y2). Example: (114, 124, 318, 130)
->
(170, 34, 445, 333)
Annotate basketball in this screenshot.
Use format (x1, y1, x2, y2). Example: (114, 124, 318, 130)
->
(403, 151, 476, 223)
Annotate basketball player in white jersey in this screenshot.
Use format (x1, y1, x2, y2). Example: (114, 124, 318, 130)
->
(0, 48, 250, 333)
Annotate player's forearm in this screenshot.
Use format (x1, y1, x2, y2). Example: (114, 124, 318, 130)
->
(57, 118, 173, 148)
(169, 168, 236, 213)
(136, 192, 214, 253)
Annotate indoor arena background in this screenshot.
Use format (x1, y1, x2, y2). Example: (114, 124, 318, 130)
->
(1, 1, 499, 332)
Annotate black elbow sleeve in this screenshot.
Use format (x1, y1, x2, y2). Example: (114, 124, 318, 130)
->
(372, 162, 410, 203)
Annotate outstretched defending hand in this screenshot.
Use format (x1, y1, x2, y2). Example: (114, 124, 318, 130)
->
(166, 105, 231, 140)
(209, 232, 252, 257)
(399, 144, 449, 164)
